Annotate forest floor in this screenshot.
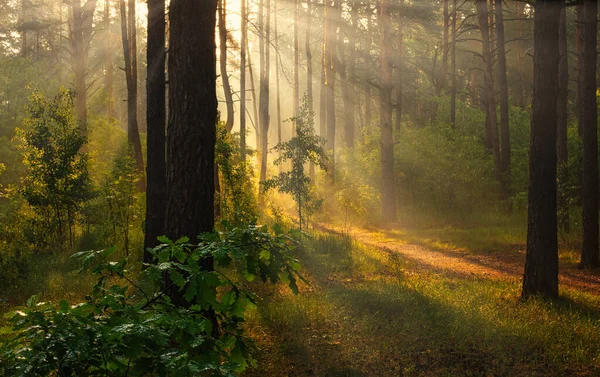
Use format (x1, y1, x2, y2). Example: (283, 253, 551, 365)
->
(242, 219, 600, 377)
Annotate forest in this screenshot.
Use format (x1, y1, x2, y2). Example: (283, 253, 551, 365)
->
(1, 0, 600, 375)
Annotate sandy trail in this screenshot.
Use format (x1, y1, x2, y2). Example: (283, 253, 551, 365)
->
(319, 223, 600, 295)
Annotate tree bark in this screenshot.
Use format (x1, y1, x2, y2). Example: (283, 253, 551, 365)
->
(449, 0, 456, 128)
(581, 0, 599, 268)
(259, 0, 270, 190)
(435, 0, 449, 96)
(364, 3, 373, 128)
(240, 0, 247, 160)
(395, 0, 404, 131)
(340, 2, 356, 149)
(576, 3, 584, 138)
(380, 0, 396, 222)
(293, 0, 300, 119)
(475, 0, 500, 175)
(275, 0, 282, 172)
(105, 0, 115, 119)
(557, 1, 569, 234)
(495, 0, 510, 190)
(166, 0, 217, 302)
(218, 0, 235, 132)
(325, 0, 337, 178)
(120, 0, 145, 191)
(144, 0, 166, 261)
(522, 0, 560, 299)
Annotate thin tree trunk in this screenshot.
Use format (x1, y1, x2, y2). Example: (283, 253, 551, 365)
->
(380, 0, 396, 222)
(395, 0, 404, 131)
(306, 0, 315, 177)
(435, 0, 449, 96)
(576, 3, 584, 138)
(293, 0, 300, 119)
(144, 0, 166, 261)
(475, 0, 501, 175)
(248, 50, 260, 151)
(259, 0, 270, 190)
(581, 0, 599, 268)
(319, 0, 327, 140)
(105, 0, 115, 119)
(364, 3, 373, 128)
(275, 0, 282, 172)
(557, 1, 569, 234)
(495, 0, 510, 191)
(522, 0, 560, 299)
(240, 0, 247, 160)
(449, 0, 456, 128)
(340, 4, 355, 149)
(325, 0, 337, 178)
(120, 0, 145, 191)
(219, 0, 235, 132)
(515, 1, 526, 108)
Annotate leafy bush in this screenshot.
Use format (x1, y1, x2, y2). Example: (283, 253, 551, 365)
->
(0, 225, 304, 376)
(14, 88, 92, 246)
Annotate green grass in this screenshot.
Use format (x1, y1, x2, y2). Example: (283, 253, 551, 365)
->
(242, 231, 600, 377)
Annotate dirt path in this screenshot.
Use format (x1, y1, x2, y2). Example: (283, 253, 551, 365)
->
(319, 223, 600, 296)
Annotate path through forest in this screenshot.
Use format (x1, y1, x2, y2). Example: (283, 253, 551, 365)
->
(320, 223, 600, 296)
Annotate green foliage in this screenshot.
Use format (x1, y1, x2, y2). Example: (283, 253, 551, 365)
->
(15, 88, 92, 245)
(0, 225, 304, 376)
(215, 122, 258, 227)
(263, 97, 327, 230)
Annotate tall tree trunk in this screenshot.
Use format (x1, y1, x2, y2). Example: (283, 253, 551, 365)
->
(120, 0, 145, 191)
(435, 0, 449, 96)
(576, 3, 584, 139)
(105, 0, 115, 119)
(522, 0, 560, 299)
(449, 0, 456, 128)
(495, 0, 510, 191)
(364, 3, 373, 128)
(219, 0, 234, 132)
(71, 0, 97, 136)
(259, 0, 270, 190)
(275, 0, 282, 172)
(380, 0, 396, 222)
(557, 1, 569, 234)
(325, 0, 337, 178)
(306, 0, 315, 177)
(240, 0, 247, 160)
(395, 0, 404, 131)
(514, 1, 526, 108)
(319, 30, 327, 140)
(166, 0, 217, 305)
(248, 50, 260, 150)
(581, 0, 599, 268)
(293, 0, 300, 119)
(340, 3, 355, 149)
(475, 0, 500, 175)
(144, 0, 166, 261)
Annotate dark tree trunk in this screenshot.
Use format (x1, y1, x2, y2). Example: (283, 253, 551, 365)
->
(449, 0, 456, 128)
(120, 0, 145, 191)
(240, 0, 247, 160)
(522, 0, 561, 299)
(576, 3, 584, 139)
(306, 0, 315, 178)
(325, 0, 337, 179)
(581, 0, 599, 268)
(515, 1, 526, 109)
(71, 0, 97, 136)
(259, 0, 270, 190)
(340, 4, 355, 149)
(144, 0, 166, 262)
(364, 3, 373, 128)
(557, 1, 569, 234)
(219, 0, 235, 132)
(293, 0, 299, 119)
(380, 0, 396, 222)
(166, 0, 217, 302)
(275, 0, 282, 172)
(395, 0, 404, 131)
(495, 0, 510, 190)
(435, 0, 449, 96)
(105, 0, 115, 119)
(475, 0, 501, 175)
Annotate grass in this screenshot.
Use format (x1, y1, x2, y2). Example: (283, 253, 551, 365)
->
(242, 229, 600, 377)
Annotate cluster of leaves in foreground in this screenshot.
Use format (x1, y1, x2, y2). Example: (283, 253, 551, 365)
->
(0, 225, 304, 376)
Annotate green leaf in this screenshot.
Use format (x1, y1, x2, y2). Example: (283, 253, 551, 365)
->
(169, 270, 186, 288)
(59, 300, 69, 313)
